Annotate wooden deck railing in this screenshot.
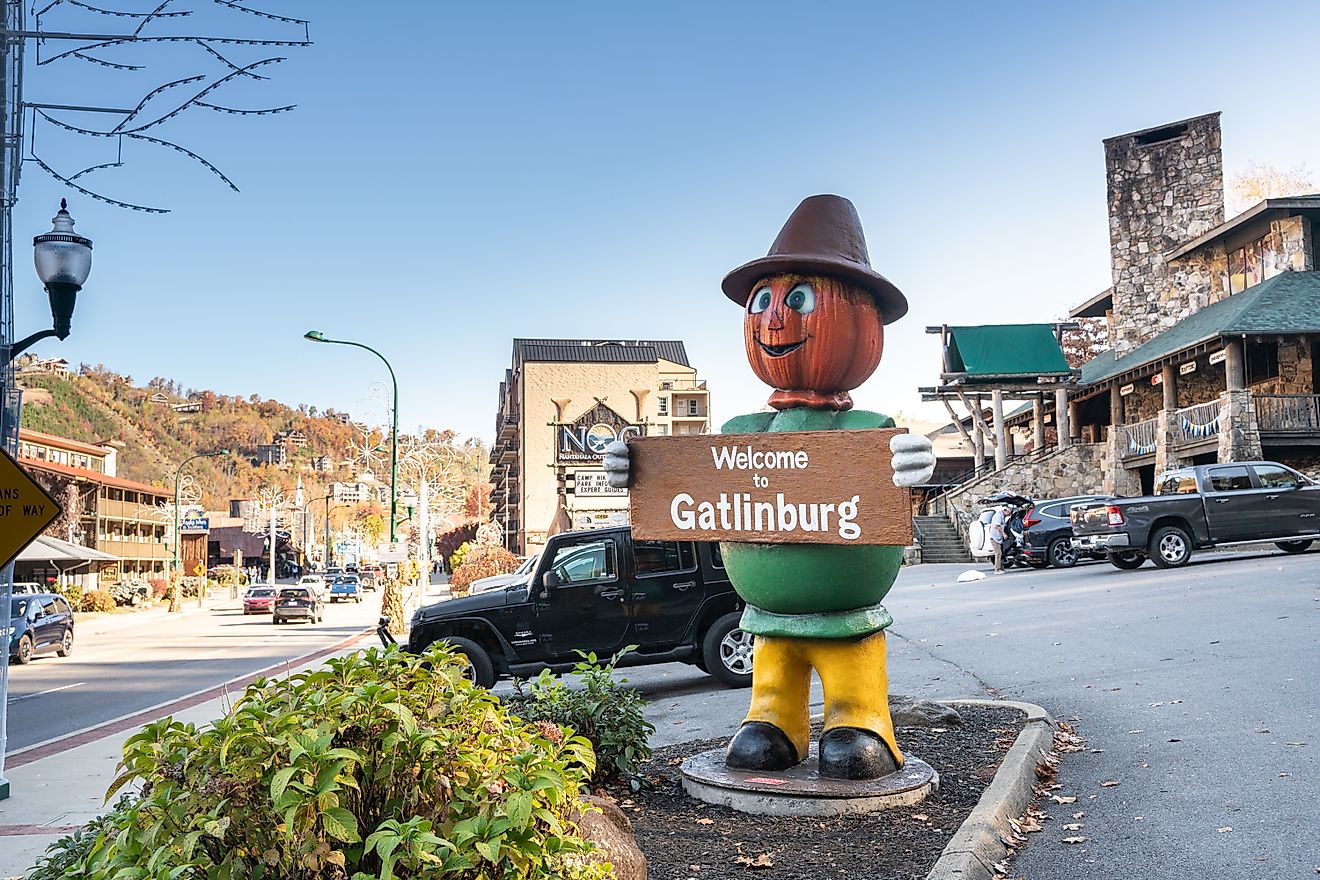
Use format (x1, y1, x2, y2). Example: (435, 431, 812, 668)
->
(1255, 394, 1320, 432)
(1173, 400, 1222, 446)
(1118, 417, 1158, 459)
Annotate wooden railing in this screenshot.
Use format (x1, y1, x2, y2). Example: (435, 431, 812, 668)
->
(1118, 417, 1158, 459)
(1255, 394, 1320, 432)
(1173, 400, 1222, 446)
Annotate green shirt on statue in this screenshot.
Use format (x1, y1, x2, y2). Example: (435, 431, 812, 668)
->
(719, 407, 904, 640)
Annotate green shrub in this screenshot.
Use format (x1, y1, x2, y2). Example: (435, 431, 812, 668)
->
(29, 645, 609, 880)
(78, 590, 115, 613)
(55, 581, 84, 610)
(510, 648, 655, 789)
(449, 540, 472, 573)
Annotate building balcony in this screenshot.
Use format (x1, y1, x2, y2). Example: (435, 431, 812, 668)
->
(660, 379, 707, 392)
(1255, 394, 1320, 434)
(670, 409, 708, 419)
(1117, 417, 1158, 461)
(1171, 400, 1222, 448)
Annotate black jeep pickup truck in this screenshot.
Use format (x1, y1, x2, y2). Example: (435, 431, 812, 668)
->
(1071, 461, 1320, 570)
(406, 526, 749, 688)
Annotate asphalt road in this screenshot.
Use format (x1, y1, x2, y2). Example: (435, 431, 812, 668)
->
(4, 587, 384, 751)
(615, 548, 1320, 879)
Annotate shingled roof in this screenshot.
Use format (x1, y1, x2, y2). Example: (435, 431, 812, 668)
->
(512, 339, 690, 367)
(1080, 270, 1320, 386)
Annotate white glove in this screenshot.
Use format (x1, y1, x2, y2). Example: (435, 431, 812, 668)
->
(890, 433, 935, 488)
(603, 440, 631, 489)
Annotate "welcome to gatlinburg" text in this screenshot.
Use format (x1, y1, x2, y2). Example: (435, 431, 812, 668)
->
(668, 444, 862, 540)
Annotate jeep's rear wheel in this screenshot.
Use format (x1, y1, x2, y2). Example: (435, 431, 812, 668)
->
(702, 613, 753, 689)
(442, 636, 496, 688)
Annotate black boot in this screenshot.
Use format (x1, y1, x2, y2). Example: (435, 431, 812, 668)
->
(819, 727, 900, 780)
(725, 721, 800, 771)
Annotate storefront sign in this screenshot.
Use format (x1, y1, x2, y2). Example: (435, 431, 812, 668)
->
(557, 402, 642, 464)
(1120, 383, 1135, 396)
(572, 510, 631, 529)
(627, 430, 912, 546)
(1179, 361, 1197, 376)
(1150, 374, 1162, 386)
(1208, 350, 1226, 365)
(572, 469, 628, 497)
(181, 517, 209, 533)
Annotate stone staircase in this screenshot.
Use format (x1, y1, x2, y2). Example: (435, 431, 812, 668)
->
(914, 515, 971, 564)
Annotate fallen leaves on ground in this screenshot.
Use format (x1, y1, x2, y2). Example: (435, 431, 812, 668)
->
(1050, 795, 1078, 804)
(1217, 827, 1233, 833)
(695, 818, 714, 826)
(1062, 836, 1089, 845)
(1100, 780, 1121, 788)
(734, 853, 774, 869)
(1062, 823, 1085, 831)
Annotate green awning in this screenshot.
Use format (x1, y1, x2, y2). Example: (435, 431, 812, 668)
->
(945, 324, 1072, 381)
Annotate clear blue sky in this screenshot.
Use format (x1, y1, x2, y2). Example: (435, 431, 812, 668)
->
(13, 0, 1320, 443)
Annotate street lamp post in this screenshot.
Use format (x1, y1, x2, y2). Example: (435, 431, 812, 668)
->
(171, 450, 227, 613)
(0, 201, 93, 801)
(302, 331, 398, 543)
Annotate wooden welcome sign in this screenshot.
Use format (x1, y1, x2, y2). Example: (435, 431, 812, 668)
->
(627, 429, 913, 546)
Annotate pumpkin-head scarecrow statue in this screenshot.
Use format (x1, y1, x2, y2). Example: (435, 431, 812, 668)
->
(606, 194, 935, 779)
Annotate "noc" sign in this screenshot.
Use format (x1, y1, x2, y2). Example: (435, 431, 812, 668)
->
(626, 430, 912, 546)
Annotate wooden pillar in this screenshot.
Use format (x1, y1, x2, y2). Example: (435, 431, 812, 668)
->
(1055, 387, 1071, 449)
(1069, 400, 1082, 441)
(973, 417, 985, 466)
(1032, 394, 1046, 453)
(1162, 364, 1177, 410)
(1110, 385, 1124, 430)
(992, 389, 1007, 469)
(1224, 339, 1245, 391)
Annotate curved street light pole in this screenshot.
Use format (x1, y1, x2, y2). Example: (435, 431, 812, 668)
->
(303, 332, 399, 543)
(172, 449, 227, 612)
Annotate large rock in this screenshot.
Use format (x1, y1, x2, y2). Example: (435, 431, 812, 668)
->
(889, 695, 962, 728)
(572, 795, 647, 880)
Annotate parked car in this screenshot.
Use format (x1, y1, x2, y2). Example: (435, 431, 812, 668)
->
(297, 574, 326, 596)
(242, 585, 279, 614)
(359, 570, 379, 592)
(1018, 495, 1109, 569)
(7, 592, 75, 664)
(1071, 461, 1319, 570)
(469, 554, 540, 593)
(326, 566, 344, 578)
(10, 582, 45, 595)
(407, 526, 747, 689)
(273, 586, 323, 624)
(329, 575, 362, 603)
(345, 563, 359, 574)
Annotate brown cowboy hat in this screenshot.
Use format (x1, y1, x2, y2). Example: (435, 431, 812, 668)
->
(721, 194, 908, 324)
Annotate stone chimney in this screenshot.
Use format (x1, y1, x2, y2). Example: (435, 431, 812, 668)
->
(1104, 113, 1225, 354)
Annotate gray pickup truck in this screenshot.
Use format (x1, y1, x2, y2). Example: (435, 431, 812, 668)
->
(1071, 461, 1320, 570)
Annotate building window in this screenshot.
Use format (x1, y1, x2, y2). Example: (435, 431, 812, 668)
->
(658, 397, 668, 415)
(1228, 234, 1280, 294)
(653, 425, 669, 436)
(1246, 340, 1279, 384)
(687, 399, 699, 416)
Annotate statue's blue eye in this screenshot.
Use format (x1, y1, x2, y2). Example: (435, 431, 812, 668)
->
(749, 287, 772, 314)
(785, 284, 815, 314)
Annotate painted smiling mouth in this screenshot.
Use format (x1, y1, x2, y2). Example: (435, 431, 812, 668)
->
(757, 338, 807, 357)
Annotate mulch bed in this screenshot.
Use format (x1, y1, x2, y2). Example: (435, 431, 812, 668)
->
(622, 705, 1025, 880)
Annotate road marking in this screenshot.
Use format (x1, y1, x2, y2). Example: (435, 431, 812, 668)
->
(7, 682, 85, 704)
(7, 627, 375, 768)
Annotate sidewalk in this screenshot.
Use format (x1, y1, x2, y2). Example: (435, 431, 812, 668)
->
(0, 630, 376, 879)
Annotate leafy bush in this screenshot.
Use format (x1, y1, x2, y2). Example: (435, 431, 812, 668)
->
(179, 575, 207, 598)
(30, 645, 610, 880)
(148, 578, 168, 599)
(449, 540, 472, 573)
(450, 544, 520, 595)
(55, 581, 84, 610)
(510, 649, 655, 789)
(78, 590, 116, 613)
(436, 523, 479, 573)
(107, 581, 149, 607)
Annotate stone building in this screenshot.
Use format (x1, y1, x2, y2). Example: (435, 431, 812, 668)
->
(935, 111, 1320, 523)
(489, 339, 710, 555)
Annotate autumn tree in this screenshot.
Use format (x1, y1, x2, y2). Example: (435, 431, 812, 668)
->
(1227, 162, 1316, 217)
(1060, 317, 1109, 369)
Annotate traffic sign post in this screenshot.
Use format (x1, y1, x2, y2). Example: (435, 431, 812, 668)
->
(0, 446, 62, 801)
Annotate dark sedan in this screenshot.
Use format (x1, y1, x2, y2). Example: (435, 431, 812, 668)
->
(1020, 495, 1108, 568)
(8, 593, 75, 664)
(272, 586, 322, 625)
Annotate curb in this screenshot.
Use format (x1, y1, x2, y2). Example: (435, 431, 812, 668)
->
(925, 699, 1055, 880)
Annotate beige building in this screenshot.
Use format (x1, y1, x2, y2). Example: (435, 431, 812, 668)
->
(490, 339, 710, 554)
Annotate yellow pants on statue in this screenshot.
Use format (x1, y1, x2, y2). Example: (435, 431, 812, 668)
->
(742, 630, 902, 766)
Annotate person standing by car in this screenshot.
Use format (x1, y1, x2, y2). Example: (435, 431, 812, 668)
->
(989, 505, 1007, 574)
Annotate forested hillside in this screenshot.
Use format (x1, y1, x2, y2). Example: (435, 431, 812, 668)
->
(17, 365, 485, 515)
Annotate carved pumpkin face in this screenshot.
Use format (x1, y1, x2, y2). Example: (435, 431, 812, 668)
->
(743, 274, 884, 410)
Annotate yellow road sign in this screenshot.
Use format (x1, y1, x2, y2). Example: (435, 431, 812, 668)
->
(0, 446, 61, 569)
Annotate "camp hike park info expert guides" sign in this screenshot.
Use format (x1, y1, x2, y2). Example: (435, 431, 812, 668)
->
(626, 429, 913, 546)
